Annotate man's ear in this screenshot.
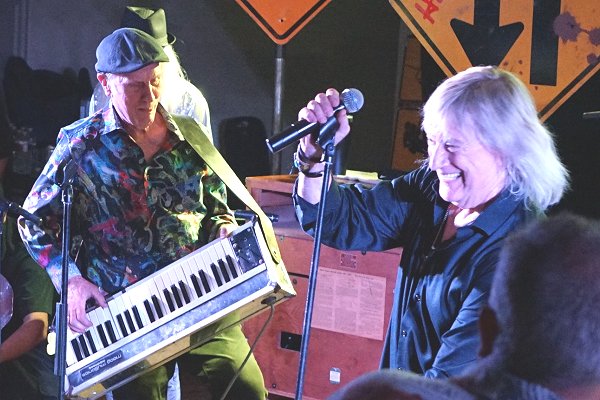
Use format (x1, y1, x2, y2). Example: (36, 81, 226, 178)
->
(478, 306, 499, 357)
(97, 73, 110, 96)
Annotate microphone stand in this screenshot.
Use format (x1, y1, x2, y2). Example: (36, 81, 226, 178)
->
(295, 122, 338, 400)
(55, 160, 77, 399)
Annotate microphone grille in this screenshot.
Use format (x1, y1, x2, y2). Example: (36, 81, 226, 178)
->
(341, 88, 364, 114)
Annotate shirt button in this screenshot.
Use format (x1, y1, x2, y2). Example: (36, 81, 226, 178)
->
(414, 294, 421, 302)
(401, 330, 407, 337)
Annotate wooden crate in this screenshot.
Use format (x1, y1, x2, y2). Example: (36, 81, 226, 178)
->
(243, 176, 402, 399)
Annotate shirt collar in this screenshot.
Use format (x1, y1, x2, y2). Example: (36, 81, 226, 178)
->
(434, 189, 530, 237)
(469, 190, 524, 236)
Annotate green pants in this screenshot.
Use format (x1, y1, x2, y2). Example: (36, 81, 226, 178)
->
(112, 314, 267, 400)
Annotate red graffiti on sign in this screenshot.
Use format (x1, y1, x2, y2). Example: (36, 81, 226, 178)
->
(415, 0, 444, 24)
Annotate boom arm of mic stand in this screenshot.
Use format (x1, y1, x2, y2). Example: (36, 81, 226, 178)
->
(294, 140, 336, 399)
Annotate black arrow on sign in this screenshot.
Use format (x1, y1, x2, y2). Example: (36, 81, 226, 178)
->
(450, 0, 524, 67)
(530, 0, 561, 86)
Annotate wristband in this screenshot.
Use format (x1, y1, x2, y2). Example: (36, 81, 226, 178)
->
(293, 151, 324, 178)
(296, 146, 324, 163)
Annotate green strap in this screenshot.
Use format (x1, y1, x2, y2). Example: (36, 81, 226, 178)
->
(174, 116, 281, 264)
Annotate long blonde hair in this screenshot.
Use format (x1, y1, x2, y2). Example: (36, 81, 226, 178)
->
(159, 45, 188, 111)
(422, 66, 569, 211)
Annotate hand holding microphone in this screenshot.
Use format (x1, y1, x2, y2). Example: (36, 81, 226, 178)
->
(266, 88, 364, 155)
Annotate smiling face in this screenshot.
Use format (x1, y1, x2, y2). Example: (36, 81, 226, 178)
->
(427, 125, 506, 210)
(98, 63, 163, 131)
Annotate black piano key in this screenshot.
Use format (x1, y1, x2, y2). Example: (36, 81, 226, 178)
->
(71, 338, 84, 362)
(226, 255, 239, 279)
(144, 299, 156, 323)
(211, 263, 223, 286)
(85, 331, 98, 353)
(105, 321, 118, 343)
(116, 314, 129, 337)
(171, 284, 184, 308)
(191, 274, 203, 297)
(179, 281, 191, 303)
(218, 259, 231, 283)
(78, 335, 91, 358)
(199, 270, 211, 293)
(163, 288, 176, 312)
(96, 325, 109, 348)
(132, 305, 144, 329)
(124, 310, 136, 333)
(152, 295, 165, 318)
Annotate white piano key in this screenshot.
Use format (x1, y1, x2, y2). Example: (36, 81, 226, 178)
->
(143, 279, 163, 322)
(90, 307, 110, 348)
(156, 271, 175, 315)
(217, 239, 239, 280)
(180, 260, 199, 301)
(99, 306, 120, 344)
(189, 270, 206, 298)
(83, 329, 97, 355)
(207, 246, 227, 286)
(66, 329, 79, 365)
(165, 266, 183, 308)
(174, 265, 192, 304)
(87, 308, 105, 351)
(152, 272, 171, 318)
(68, 334, 83, 362)
(202, 251, 220, 290)
(118, 291, 139, 334)
(114, 294, 133, 336)
(77, 331, 92, 358)
(107, 295, 126, 340)
(191, 254, 215, 293)
(217, 243, 233, 280)
(213, 242, 232, 282)
(121, 283, 153, 328)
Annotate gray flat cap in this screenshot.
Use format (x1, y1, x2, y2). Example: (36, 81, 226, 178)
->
(95, 27, 169, 73)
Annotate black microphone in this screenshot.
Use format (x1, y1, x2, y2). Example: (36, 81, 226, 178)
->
(0, 199, 43, 227)
(234, 209, 279, 223)
(266, 88, 364, 153)
(583, 111, 600, 119)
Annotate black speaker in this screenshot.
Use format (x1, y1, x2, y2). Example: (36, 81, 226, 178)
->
(219, 116, 271, 209)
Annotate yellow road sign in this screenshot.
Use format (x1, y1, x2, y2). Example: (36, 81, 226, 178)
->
(236, 0, 332, 45)
(389, 0, 600, 120)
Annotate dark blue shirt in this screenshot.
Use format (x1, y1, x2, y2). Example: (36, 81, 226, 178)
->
(293, 166, 538, 377)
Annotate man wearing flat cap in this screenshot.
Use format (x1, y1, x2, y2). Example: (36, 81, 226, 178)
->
(89, 6, 214, 143)
(18, 28, 267, 400)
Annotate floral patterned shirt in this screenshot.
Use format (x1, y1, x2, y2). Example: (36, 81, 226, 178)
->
(18, 105, 234, 294)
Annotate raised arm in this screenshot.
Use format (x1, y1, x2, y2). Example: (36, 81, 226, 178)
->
(296, 88, 352, 204)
